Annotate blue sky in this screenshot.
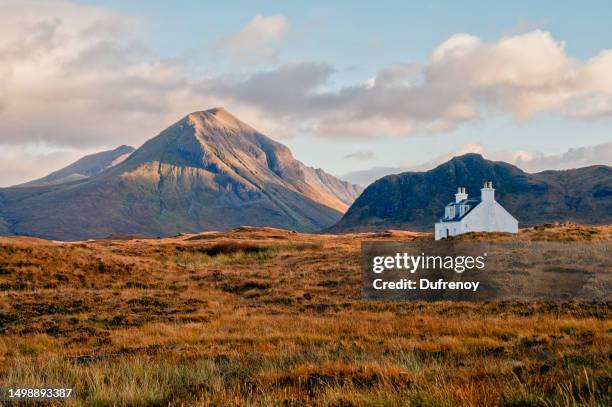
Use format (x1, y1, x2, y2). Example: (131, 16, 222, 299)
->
(77, 1, 612, 59)
(1, 0, 611, 185)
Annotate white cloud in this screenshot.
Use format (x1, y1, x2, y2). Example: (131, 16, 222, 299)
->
(0, 144, 86, 187)
(2, 2, 610, 150)
(0, 2, 611, 186)
(0, 0, 221, 151)
(204, 30, 612, 137)
(509, 142, 612, 172)
(403, 142, 612, 173)
(211, 14, 289, 64)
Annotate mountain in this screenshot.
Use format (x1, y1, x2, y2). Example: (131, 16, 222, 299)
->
(17, 145, 135, 187)
(330, 153, 612, 232)
(0, 108, 362, 240)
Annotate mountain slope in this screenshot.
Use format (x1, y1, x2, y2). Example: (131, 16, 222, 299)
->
(17, 145, 135, 187)
(0, 108, 361, 240)
(300, 165, 362, 206)
(330, 153, 612, 232)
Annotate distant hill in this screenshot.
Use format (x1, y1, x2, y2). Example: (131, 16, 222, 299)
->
(17, 145, 135, 187)
(0, 108, 362, 240)
(329, 153, 612, 232)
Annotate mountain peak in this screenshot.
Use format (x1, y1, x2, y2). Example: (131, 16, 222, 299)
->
(2, 107, 363, 239)
(205, 106, 229, 115)
(187, 107, 256, 133)
(450, 153, 485, 161)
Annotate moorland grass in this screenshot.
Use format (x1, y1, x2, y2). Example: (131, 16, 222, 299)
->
(0, 225, 610, 406)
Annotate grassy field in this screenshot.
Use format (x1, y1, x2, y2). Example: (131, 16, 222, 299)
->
(0, 223, 610, 406)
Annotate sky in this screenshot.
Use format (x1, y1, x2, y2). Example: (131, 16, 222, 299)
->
(0, 0, 611, 186)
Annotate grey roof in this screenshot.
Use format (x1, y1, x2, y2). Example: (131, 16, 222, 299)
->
(438, 198, 481, 222)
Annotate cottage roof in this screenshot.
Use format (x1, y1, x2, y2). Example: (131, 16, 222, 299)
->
(439, 198, 481, 222)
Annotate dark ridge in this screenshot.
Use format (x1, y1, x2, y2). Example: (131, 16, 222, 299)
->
(330, 154, 612, 232)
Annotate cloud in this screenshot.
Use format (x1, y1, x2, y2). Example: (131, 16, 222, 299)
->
(0, 145, 87, 187)
(341, 142, 612, 186)
(203, 63, 334, 117)
(3, 2, 611, 150)
(202, 30, 612, 137)
(508, 142, 612, 172)
(344, 151, 374, 160)
(0, 2, 611, 186)
(402, 142, 612, 173)
(211, 14, 289, 64)
(0, 0, 220, 151)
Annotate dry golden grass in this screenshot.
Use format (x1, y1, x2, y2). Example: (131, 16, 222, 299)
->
(0, 225, 610, 406)
(450, 222, 612, 242)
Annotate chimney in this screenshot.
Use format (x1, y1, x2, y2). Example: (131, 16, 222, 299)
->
(481, 181, 495, 202)
(455, 186, 468, 203)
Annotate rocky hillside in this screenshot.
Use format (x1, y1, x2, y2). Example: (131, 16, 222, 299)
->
(0, 108, 361, 240)
(330, 153, 612, 232)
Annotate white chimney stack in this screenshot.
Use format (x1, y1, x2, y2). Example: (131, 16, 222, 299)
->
(455, 187, 468, 203)
(481, 181, 495, 202)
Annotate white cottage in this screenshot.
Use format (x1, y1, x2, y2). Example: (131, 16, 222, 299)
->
(434, 181, 518, 240)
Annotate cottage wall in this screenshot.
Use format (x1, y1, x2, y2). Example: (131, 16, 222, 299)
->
(435, 221, 464, 240)
(460, 200, 518, 233)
